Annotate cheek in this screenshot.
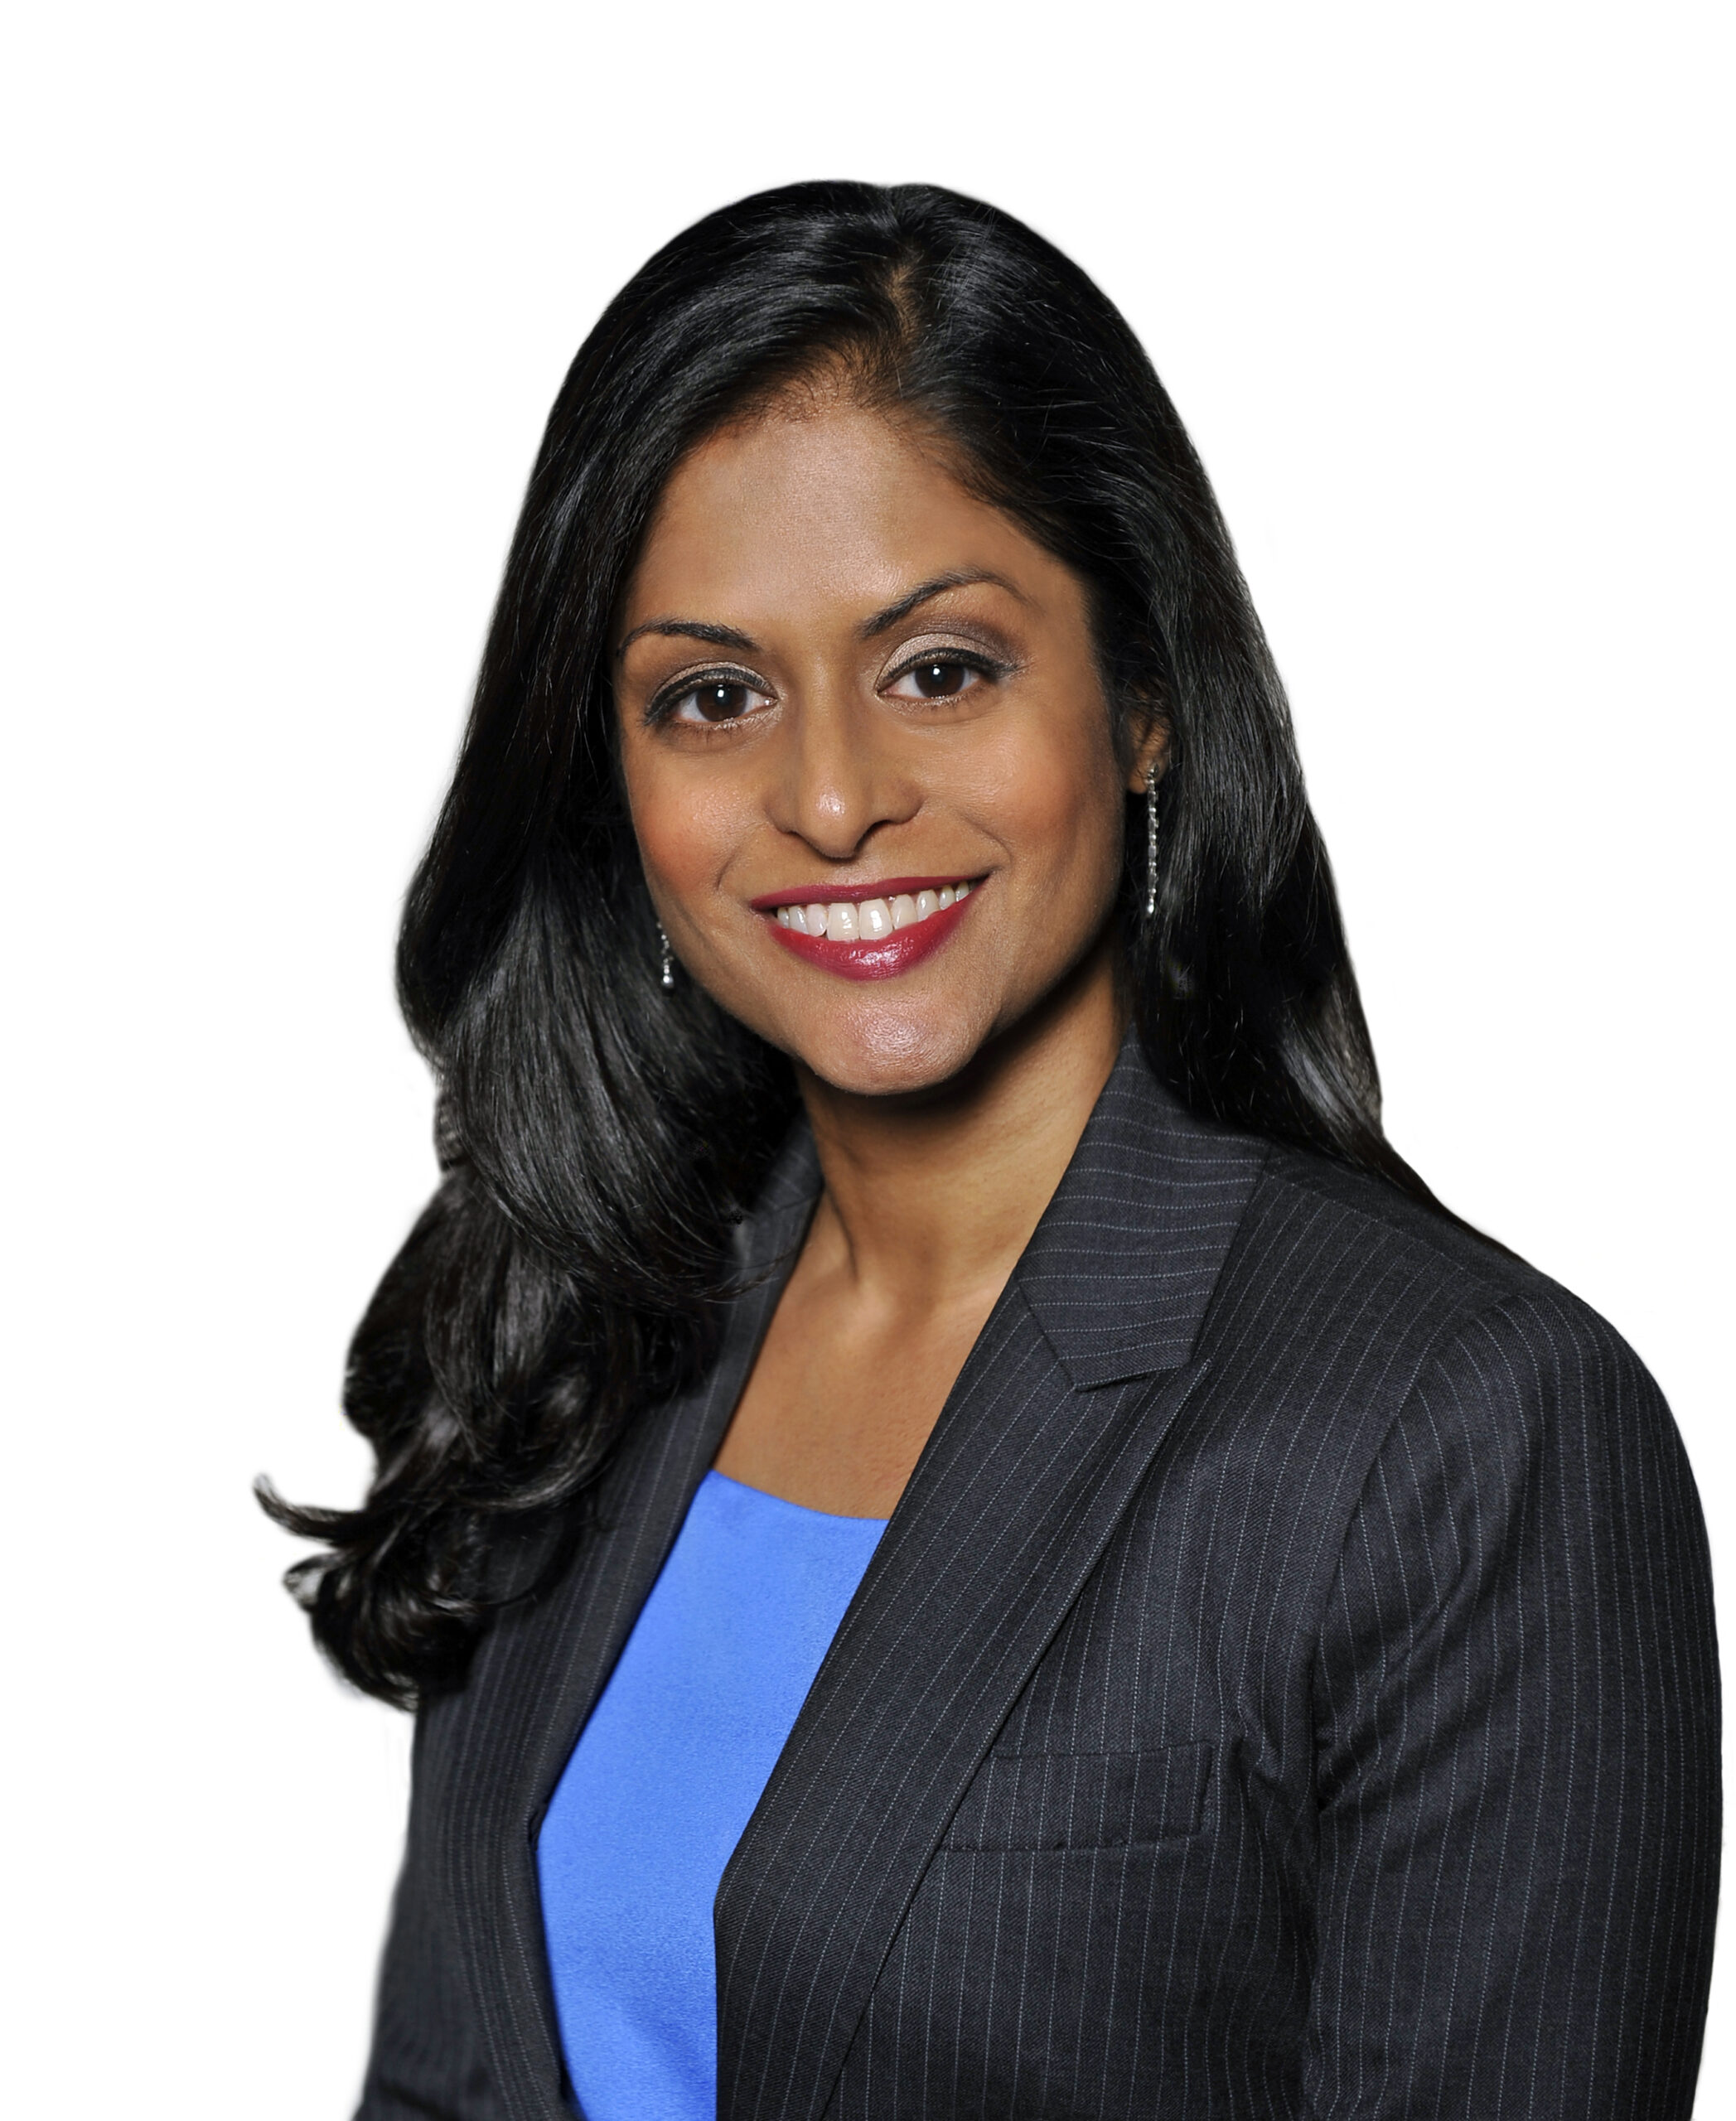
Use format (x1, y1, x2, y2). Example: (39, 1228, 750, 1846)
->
(974, 713, 1126, 896)
(623, 753, 743, 902)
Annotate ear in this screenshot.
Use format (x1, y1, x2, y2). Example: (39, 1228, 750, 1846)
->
(1124, 707, 1170, 795)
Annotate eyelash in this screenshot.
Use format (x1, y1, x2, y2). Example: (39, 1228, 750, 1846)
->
(644, 648, 1013, 727)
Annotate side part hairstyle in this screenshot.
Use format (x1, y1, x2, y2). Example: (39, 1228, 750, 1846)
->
(264, 180, 1453, 1706)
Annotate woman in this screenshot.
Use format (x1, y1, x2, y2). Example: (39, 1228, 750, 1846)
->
(267, 182, 1719, 2119)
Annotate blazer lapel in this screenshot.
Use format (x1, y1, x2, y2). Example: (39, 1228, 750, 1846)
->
(714, 1040, 1266, 2121)
(442, 1138, 822, 2121)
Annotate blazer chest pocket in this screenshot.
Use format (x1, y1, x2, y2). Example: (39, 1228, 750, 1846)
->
(943, 1741, 1214, 1853)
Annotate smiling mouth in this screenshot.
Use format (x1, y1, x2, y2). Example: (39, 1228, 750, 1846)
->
(752, 877, 981, 982)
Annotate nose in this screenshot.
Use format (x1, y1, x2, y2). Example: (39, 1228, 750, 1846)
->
(765, 693, 920, 862)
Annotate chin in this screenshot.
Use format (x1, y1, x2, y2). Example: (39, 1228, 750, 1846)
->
(787, 1002, 994, 1100)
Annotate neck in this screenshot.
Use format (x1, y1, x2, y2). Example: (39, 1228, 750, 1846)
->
(794, 938, 1127, 1314)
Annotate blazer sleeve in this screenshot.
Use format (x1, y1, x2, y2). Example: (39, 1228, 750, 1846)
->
(354, 1713, 510, 2121)
(1306, 1288, 1719, 2119)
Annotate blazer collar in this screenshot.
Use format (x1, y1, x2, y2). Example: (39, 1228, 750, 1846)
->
(1012, 1031, 1269, 1384)
(715, 1036, 1267, 2121)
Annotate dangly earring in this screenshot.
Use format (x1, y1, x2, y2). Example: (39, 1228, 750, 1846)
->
(1144, 760, 1160, 920)
(657, 924, 675, 991)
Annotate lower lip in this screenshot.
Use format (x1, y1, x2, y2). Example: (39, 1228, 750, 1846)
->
(766, 893, 975, 981)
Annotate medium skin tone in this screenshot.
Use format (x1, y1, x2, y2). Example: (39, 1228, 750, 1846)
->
(614, 391, 1165, 1517)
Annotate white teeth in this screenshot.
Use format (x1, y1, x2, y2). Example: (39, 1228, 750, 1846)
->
(778, 883, 975, 940)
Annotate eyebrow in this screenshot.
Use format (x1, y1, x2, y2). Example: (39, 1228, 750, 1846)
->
(857, 569, 1027, 638)
(614, 617, 757, 660)
(613, 569, 1025, 662)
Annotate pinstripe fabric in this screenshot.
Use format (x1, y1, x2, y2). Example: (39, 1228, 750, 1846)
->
(357, 1041, 1719, 2121)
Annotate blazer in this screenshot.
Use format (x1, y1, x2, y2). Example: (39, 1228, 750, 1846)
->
(356, 1040, 1719, 2120)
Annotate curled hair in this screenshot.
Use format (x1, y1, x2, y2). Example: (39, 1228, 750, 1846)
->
(264, 181, 1454, 1705)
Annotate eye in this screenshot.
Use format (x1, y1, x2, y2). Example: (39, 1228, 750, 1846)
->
(659, 676, 773, 726)
(885, 655, 993, 702)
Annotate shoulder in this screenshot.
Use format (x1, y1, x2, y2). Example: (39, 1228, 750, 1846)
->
(1236, 1138, 1614, 1343)
(1177, 1142, 1709, 1699)
(1216, 1139, 1680, 1485)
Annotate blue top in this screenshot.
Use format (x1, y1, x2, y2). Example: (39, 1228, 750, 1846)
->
(536, 1469, 887, 2121)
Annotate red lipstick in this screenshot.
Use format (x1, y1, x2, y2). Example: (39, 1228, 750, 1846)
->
(752, 877, 981, 982)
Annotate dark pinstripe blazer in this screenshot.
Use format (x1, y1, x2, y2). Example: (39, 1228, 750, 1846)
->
(358, 1041, 1719, 2120)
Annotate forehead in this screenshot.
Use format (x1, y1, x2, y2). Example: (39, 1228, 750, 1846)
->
(620, 399, 1069, 634)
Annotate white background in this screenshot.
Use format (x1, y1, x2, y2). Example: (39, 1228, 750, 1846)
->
(3, 3, 1730, 2113)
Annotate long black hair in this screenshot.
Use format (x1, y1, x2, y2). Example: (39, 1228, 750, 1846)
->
(264, 180, 1451, 1707)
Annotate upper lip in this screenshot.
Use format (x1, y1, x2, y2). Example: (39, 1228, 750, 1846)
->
(748, 874, 980, 912)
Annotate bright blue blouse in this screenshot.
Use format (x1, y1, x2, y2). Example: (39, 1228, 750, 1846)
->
(536, 1469, 887, 2121)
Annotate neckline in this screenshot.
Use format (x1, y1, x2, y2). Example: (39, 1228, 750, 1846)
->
(702, 1466, 889, 1529)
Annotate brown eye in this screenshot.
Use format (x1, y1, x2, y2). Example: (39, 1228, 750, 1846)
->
(693, 682, 750, 721)
(666, 678, 771, 725)
(888, 657, 988, 702)
(911, 660, 970, 697)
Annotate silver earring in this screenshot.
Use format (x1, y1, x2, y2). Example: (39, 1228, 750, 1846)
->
(1144, 761, 1159, 919)
(658, 924, 675, 991)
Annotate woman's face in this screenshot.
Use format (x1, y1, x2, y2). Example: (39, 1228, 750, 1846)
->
(613, 394, 1159, 1098)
